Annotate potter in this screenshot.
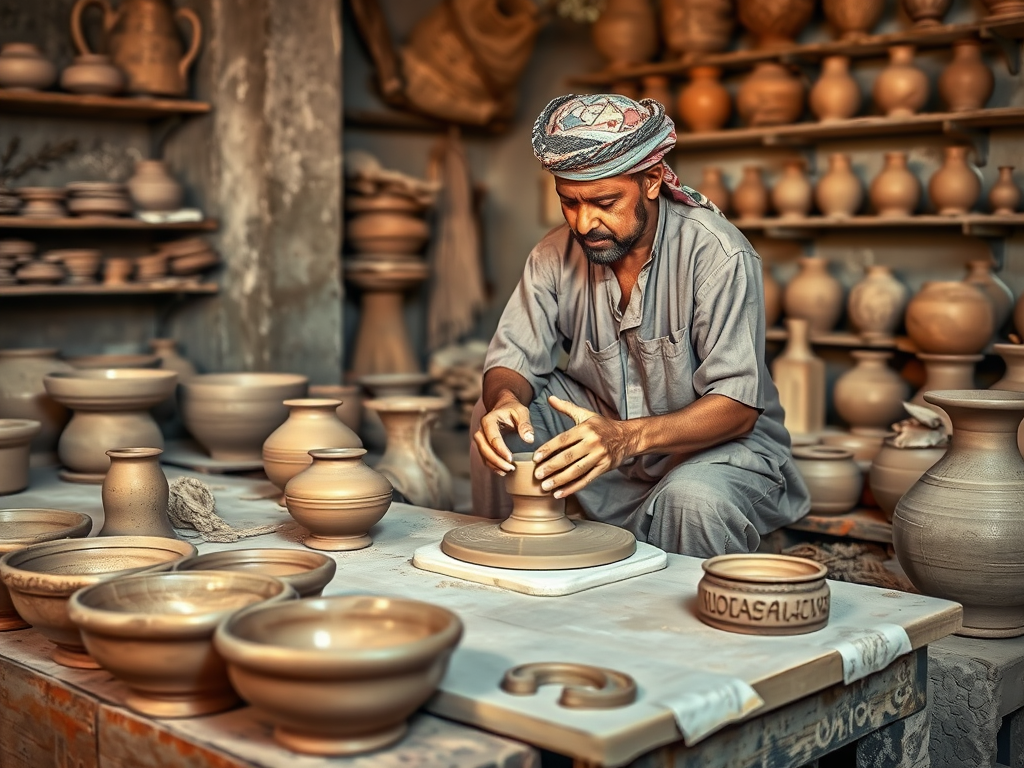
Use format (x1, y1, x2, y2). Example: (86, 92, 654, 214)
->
(472, 94, 810, 558)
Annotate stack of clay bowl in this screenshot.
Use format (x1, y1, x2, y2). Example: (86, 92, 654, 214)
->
(157, 237, 220, 280)
(17, 187, 66, 218)
(15, 253, 65, 285)
(0, 187, 19, 216)
(42, 249, 102, 284)
(134, 252, 169, 283)
(0, 239, 35, 285)
(346, 192, 431, 259)
(65, 182, 132, 219)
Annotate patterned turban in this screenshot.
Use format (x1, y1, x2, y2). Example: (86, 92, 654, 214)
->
(532, 93, 722, 215)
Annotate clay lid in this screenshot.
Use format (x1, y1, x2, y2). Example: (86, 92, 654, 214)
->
(0, 508, 93, 554)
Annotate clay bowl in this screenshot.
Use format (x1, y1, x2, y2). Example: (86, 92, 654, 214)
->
(67, 570, 295, 718)
(0, 509, 93, 631)
(0, 536, 197, 668)
(67, 354, 162, 370)
(214, 595, 463, 756)
(697, 553, 830, 636)
(44, 369, 178, 411)
(180, 373, 308, 461)
(173, 548, 337, 597)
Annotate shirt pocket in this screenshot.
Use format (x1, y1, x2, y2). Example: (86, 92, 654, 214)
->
(635, 326, 696, 415)
(567, 338, 623, 414)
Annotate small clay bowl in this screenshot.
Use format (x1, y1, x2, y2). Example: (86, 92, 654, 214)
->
(68, 570, 295, 718)
(214, 595, 463, 756)
(173, 548, 337, 597)
(0, 536, 197, 668)
(0, 509, 93, 631)
(698, 553, 830, 636)
(792, 445, 863, 514)
(67, 354, 162, 370)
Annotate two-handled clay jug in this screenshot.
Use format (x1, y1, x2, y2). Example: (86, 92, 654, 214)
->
(71, 0, 201, 97)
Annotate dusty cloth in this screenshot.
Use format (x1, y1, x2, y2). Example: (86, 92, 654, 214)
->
(168, 477, 282, 543)
(783, 542, 919, 593)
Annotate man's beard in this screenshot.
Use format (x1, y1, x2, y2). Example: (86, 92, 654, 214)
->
(572, 197, 649, 265)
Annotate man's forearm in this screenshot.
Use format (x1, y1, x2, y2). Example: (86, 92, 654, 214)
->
(619, 394, 760, 459)
(482, 367, 535, 411)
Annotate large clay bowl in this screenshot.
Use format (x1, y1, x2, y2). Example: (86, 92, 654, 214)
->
(173, 548, 337, 597)
(43, 369, 178, 411)
(214, 595, 463, 756)
(67, 354, 162, 369)
(68, 571, 295, 718)
(0, 536, 197, 668)
(0, 509, 93, 631)
(180, 373, 308, 461)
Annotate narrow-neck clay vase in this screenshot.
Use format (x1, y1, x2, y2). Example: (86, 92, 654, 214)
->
(809, 56, 861, 122)
(0, 420, 41, 495)
(358, 372, 431, 450)
(792, 446, 862, 514)
(127, 160, 184, 212)
(833, 351, 910, 431)
(901, 0, 951, 26)
(870, 438, 947, 520)
(894, 390, 1024, 637)
(772, 318, 825, 435)
(771, 160, 813, 219)
(964, 258, 1014, 332)
(100, 448, 176, 538)
(989, 166, 1021, 215)
(911, 352, 982, 433)
(0, 348, 73, 463)
(929, 146, 981, 215)
(991, 343, 1024, 456)
(736, 62, 805, 126)
(783, 257, 844, 334)
(816, 153, 863, 218)
(939, 40, 993, 112)
(763, 263, 782, 328)
(873, 46, 929, 118)
(591, 0, 658, 71)
(905, 281, 993, 355)
(870, 152, 921, 217)
(847, 265, 908, 341)
(699, 166, 731, 214)
(678, 67, 731, 132)
(661, 0, 735, 58)
(733, 166, 769, 219)
(737, 0, 815, 48)
(823, 0, 883, 39)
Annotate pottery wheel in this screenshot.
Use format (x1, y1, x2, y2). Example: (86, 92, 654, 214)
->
(441, 520, 636, 571)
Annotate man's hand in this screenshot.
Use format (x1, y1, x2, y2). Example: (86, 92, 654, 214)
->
(532, 395, 638, 498)
(473, 392, 535, 476)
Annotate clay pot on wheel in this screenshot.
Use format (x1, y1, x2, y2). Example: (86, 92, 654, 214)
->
(737, 62, 805, 127)
(939, 40, 993, 112)
(816, 153, 863, 218)
(873, 46, 929, 118)
(989, 167, 1021, 215)
(809, 56, 861, 122)
(793, 446, 863, 514)
(870, 439, 947, 520)
(783, 257, 844, 334)
(847, 265, 908, 342)
(905, 281, 993, 355)
(736, 0, 815, 49)
(834, 351, 909, 431)
(678, 67, 731, 132)
(870, 152, 921, 217)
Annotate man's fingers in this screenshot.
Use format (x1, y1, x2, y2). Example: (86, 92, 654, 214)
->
(473, 428, 515, 474)
(551, 463, 604, 499)
(547, 394, 595, 426)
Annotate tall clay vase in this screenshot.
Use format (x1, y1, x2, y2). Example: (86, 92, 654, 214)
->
(737, 0, 815, 48)
(911, 352, 982, 433)
(873, 46, 929, 118)
(763, 263, 782, 328)
(870, 439, 947, 520)
(771, 160, 813, 219)
(809, 56, 861, 122)
(905, 281, 994, 355)
(816, 153, 863, 218)
(661, 0, 735, 58)
(939, 40, 993, 112)
(783, 257, 844, 334)
(991, 344, 1024, 456)
(823, 0, 884, 40)
(591, 0, 658, 71)
(893, 390, 1024, 638)
(100, 448, 175, 538)
(870, 152, 921, 217)
(677, 67, 731, 133)
(772, 318, 825, 435)
(989, 166, 1021, 214)
(964, 258, 1014, 332)
(833, 351, 909, 431)
(847, 265, 908, 341)
(733, 166, 769, 219)
(364, 396, 453, 511)
(699, 166, 731, 214)
(901, 0, 951, 26)
(736, 62, 805, 127)
(929, 146, 981, 215)
(0, 348, 73, 463)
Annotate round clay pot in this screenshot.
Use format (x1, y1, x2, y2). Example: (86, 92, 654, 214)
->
(821, 428, 893, 462)
(848, 265, 908, 341)
(763, 263, 782, 328)
(127, 160, 184, 212)
(736, 0, 815, 48)
(981, 0, 1024, 18)
(308, 384, 363, 435)
(661, 0, 735, 58)
(793, 445, 863, 514)
(174, 548, 337, 598)
(100, 448, 175, 538)
(0, 43, 57, 90)
(771, 160, 813, 219)
(991, 343, 1024, 456)
(834, 351, 910, 431)
(901, 0, 952, 26)
(0, 348, 73, 461)
(736, 62, 805, 127)
(870, 439, 947, 520)
(699, 166, 731, 214)
(964, 258, 1014, 332)
(823, 0, 884, 40)
(733, 165, 769, 219)
(346, 211, 431, 256)
(989, 166, 1021, 215)
(929, 146, 981, 215)
(0, 420, 41, 495)
(870, 152, 921, 217)
(894, 390, 1024, 637)
(816, 153, 863, 219)
(678, 67, 731, 133)
(591, 0, 658, 71)
(809, 56, 861, 123)
(911, 352, 982, 433)
(905, 281, 994, 355)
(873, 46, 929, 118)
(59, 54, 124, 95)
(284, 448, 392, 551)
(939, 40, 993, 112)
(783, 257, 844, 334)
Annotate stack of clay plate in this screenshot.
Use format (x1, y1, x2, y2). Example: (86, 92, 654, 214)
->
(0, 188, 19, 216)
(18, 188, 66, 218)
(158, 237, 220, 278)
(134, 253, 168, 284)
(42, 250, 102, 284)
(0, 240, 34, 286)
(15, 259, 65, 285)
(65, 182, 132, 219)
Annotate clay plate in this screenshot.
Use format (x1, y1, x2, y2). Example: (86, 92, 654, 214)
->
(174, 548, 337, 597)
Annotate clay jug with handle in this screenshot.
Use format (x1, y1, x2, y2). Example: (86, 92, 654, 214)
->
(71, 0, 201, 97)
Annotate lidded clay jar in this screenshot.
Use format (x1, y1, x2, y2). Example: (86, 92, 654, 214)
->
(678, 66, 731, 133)
(964, 258, 1014, 332)
(809, 56, 861, 122)
(929, 145, 981, 215)
(873, 46, 929, 118)
(783, 257, 844, 334)
(833, 351, 909, 431)
(989, 166, 1021, 215)
(699, 166, 731, 214)
(736, 0, 815, 49)
(736, 62, 805, 127)
(733, 165, 769, 219)
(823, 0, 884, 40)
(792, 446, 863, 514)
(905, 281, 994, 355)
(590, 0, 658, 71)
(870, 152, 921, 217)
(939, 40, 993, 112)
(815, 153, 863, 218)
(847, 265, 908, 341)
(771, 160, 813, 219)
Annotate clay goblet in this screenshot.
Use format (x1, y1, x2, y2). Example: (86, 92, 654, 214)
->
(173, 548, 337, 598)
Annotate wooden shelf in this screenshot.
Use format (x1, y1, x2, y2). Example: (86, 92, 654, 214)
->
(737, 213, 1024, 238)
(0, 282, 218, 297)
(0, 90, 211, 120)
(765, 328, 901, 349)
(786, 507, 892, 544)
(0, 216, 218, 231)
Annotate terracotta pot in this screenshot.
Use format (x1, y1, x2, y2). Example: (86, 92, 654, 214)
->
(661, 0, 735, 58)
(100, 447, 175, 538)
(793, 445, 863, 514)
(911, 352, 981, 433)
(834, 351, 909, 431)
(591, 0, 658, 71)
(989, 166, 1021, 215)
(640, 76, 673, 117)
(870, 152, 921, 217)
(906, 281, 994, 355)
(821, 428, 892, 462)
(873, 46, 929, 118)
(964, 258, 1014, 332)
(939, 40, 993, 112)
(991, 344, 1024, 456)
(870, 439, 946, 520)
(309, 384, 363, 435)
(346, 211, 431, 256)
(0, 348, 74, 460)
(980, 0, 1024, 18)
(174, 548, 336, 598)
(736, 62, 805, 127)
(783, 257, 844, 334)
(894, 390, 1024, 637)
(127, 160, 183, 212)
(0, 420, 41, 495)
(771, 318, 825, 435)
(847, 265, 907, 341)
(699, 166, 731, 214)
(823, 0, 884, 40)
(733, 165, 769, 219)
(771, 160, 813, 219)
(763, 263, 782, 328)
(816, 153, 863, 218)
(0, 43, 57, 90)
(901, 0, 951, 26)
(60, 54, 124, 95)
(809, 56, 861, 122)
(929, 146, 981, 215)
(678, 67, 731, 133)
(736, 0, 815, 48)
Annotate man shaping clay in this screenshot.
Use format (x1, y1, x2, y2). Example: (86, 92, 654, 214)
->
(470, 94, 810, 557)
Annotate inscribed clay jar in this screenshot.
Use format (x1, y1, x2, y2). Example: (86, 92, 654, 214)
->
(810, 56, 861, 122)
(0, 348, 73, 462)
(929, 146, 981, 215)
(894, 390, 1024, 638)
(873, 46, 929, 118)
(590, 0, 658, 71)
(792, 446, 862, 514)
(823, 0, 884, 40)
(833, 351, 910, 431)
(939, 40, 993, 112)
(870, 152, 921, 217)
(733, 166, 769, 219)
(901, 0, 952, 26)
(0, 420, 41, 495)
(870, 438, 947, 520)
(848, 265, 908, 342)
(736, 62, 805, 127)
(771, 160, 813, 219)
(905, 281, 993, 355)
(100, 448, 175, 538)
(989, 167, 1021, 214)
(783, 257, 844, 334)
(815, 153, 863, 218)
(771, 318, 825, 435)
(964, 258, 1014, 332)
(736, 0, 815, 49)
(991, 344, 1024, 456)
(699, 166, 731, 214)
(678, 67, 731, 132)
(661, 0, 735, 58)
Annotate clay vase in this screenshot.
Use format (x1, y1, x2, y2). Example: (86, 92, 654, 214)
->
(763, 263, 782, 327)
(939, 40, 993, 113)
(792, 446, 863, 514)
(771, 318, 825, 435)
(981, 0, 1024, 18)
(823, 0, 884, 40)
(127, 160, 184, 212)
(100, 448, 175, 538)
(901, 0, 952, 26)
(893, 390, 1024, 638)
(906, 282, 994, 355)
(989, 166, 1021, 215)
(771, 160, 813, 219)
(834, 351, 910, 431)
(736, 0, 815, 48)
(847, 265, 908, 341)
(60, 54, 125, 95)
(661, 0, 735, 58)
(591, 0, 658, 72)
(870, 152, 921, 217)
(816, 153, 863, 219)
(699, 166, 731, 214)
(363, 396, 453, 511)
(0, 420, 41, 495)
(964, 258, 1014, 332)
(0, 348, 74, 462)
(809, 56, 861, 123)
(0, 43, 57, 90)
(870, 439, 946, 520)
(640, 76, 673, 117)
(991, 344, 1024, 456)
(283, 448, 393, 551)
(873, 46, 929, 118)
(262, 399, 362, 499)
(733, 166, 770, 219)
(678, 67, 731, 133)
(929, 146, 981, 215)
(736, 62, 805, 127)
(783, 257, 844, 334)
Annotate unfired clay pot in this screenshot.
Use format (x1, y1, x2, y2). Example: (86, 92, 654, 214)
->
(894, 390, 1024, 637)
(127, 160, 183, 212)
(834, 351, 909, 431)
(661, 0, 735, 58)
(736, 0, 815, 48)
(939, 40, 993, 112)
(793, 445, 863, 514)
(772, 318, 825, 435)
(60, 54, 124, 95)
(901, 0, 951, 26)
(823, 0, 883, 40)
(873, 46, 929, 118)
(100, 448, 175, 538)
(816, 153, 863, 219)
(358, 372, 431, 450)
(699, 166, 731, 214)
(905, 281, 994, 355)
(870, 152, 921, 217)
(0, 420, 41, 496)
(591, 0, 658, 71)
(990, 166, 1021, 215)
(911, 352, 982, 433)
(763, 264, 782, 327)
(0, 348, 73, 461)
(0, 43, 57, 90)
(929, 145, 981, 215)
(809, 56, 861, 122)
(848, 265, 908, 341)
(733, 166, 769, 219)
(991, 343, 1024, 456)
(737, 62, 805, 126)
(771, 160, 813, 219)
(870, 439, 947, 520)
(964, 258, 1014, 332)
(783, 257, 844, 334)
(678, 67, 731, 132)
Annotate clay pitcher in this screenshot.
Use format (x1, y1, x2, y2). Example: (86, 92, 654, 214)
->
(100, 447, 175, 538)
(71, 0, 202, 97)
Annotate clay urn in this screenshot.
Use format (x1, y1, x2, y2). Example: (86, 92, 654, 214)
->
(0, 420, 41, 496)
(127, 160, 184, 212)
(980, 0, 1024, 18)
(783, 257, 845, 334)
(833, 351, 910, 431)
(772, 318, 825, 435)
(823, 0, 884, 40)
(699, 166, 731, 214)
(894, 390, 1024, 637)
(870, 438, 947, 520)
(0, 43, 57, 90)
(733, 165, 770, 219)
(309, 383, 363, 435)
(929, 146, 981, 215)
(771, 160, 813, 219)
(736, 0, 815, 49)
(792, 445, 863, 514)
(640, 76, 673, 117)
(991, 344, 1024, 456)
(911, 352, 982, 433)
(100, 447, 176, 538)
(809, 56, 861, 122)
(661, 0, 735, 58)
(678, 67, 731, 133)
(873, 46, 929, 118)
(869, 152, 921, 217)
(59, 54, 124, 95)
(847, 265, 908, 341)
(815, 153, 863, 218)
(763, 263, 783, 327)
(174, 548, 336, 598)
(901, 0, 952, 26)
(0, 348, 74, 462)
(736, 62, 805, 127)
(905, 281, 994, 355)
(964, 258, 1014, 332)
(590, 0, 658, 72)
(939, 40, 993, 112)
(989, 166, 1021, 215)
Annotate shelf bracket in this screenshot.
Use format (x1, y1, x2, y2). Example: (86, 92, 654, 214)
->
(942, 120, 989, 167)
(981, 26, 1022, 75)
